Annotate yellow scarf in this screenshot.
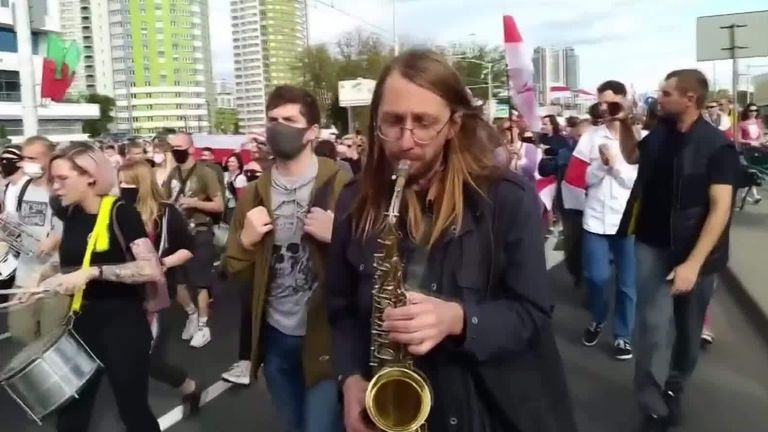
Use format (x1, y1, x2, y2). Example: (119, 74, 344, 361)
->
(70, 195, 116, 314)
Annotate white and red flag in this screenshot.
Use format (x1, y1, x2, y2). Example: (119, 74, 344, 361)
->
(503, 15, 540, 132)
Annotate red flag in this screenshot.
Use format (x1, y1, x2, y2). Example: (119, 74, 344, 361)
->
(41, 59, 74, 102)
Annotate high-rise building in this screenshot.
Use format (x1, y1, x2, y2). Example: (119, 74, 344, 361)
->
(59, 0, 113, 97)
(0, 0, 99, 143)
(564, 47, 579, 90)
(231, 0, 308, 132)
(60, 0, 216, 135)
(532, 46, 580, 104)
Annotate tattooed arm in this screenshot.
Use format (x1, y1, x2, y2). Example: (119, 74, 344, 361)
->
(86, 238, 164, 284)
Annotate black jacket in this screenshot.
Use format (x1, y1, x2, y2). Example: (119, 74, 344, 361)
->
(326, 172, 577, 432)
(632, 116, 736, 274)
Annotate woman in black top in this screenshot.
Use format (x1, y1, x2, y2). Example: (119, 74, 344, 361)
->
(40, 143, 163, 432)
(118, 160, 202, 412)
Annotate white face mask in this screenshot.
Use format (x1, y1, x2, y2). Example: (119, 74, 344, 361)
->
(152, 153, 165, 164)
(22, 162, 44, 179)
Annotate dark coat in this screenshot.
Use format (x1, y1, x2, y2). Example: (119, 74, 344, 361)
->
(326, 172, 578, 432)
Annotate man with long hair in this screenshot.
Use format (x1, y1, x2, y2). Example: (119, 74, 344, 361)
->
(326, 49, 576, 432)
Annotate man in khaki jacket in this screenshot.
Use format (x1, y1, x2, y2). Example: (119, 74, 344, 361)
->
(224, 85, 351, 432)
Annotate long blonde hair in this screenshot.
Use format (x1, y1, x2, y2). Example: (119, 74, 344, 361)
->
(351, 49, 501, 247)
(118, 160, 165, 232)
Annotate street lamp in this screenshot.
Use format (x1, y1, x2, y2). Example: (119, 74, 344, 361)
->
(449, 56, 505, 121)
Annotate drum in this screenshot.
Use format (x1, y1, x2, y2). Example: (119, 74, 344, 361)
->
(0, 320, 102, 424)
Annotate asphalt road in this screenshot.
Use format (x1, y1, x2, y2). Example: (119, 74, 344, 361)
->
(1, 238, 767, 431)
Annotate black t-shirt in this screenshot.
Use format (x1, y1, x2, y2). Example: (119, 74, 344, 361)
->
(58, 201, 147, 301)
(635, 131, 740, 248)
(153, 203, 193, 258)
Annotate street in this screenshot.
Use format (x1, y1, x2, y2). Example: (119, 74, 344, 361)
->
(1, 238, 767, 431)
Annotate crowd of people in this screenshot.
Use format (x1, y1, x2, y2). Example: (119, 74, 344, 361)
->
(0, 48, 759, 432)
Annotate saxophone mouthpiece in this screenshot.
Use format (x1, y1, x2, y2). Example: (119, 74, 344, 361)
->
(393, 160, 410, 182)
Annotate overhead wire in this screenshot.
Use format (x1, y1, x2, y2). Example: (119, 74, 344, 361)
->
(309, 0, 393, 39)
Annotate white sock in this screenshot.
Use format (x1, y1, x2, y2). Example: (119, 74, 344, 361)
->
(185, 305, 198, 315)
(199, 317, 208, 328)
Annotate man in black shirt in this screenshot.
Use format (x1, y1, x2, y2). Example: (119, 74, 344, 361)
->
(617, 69, 739, 432)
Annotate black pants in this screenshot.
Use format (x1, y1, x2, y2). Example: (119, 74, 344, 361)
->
(561, 209, 583, 286)
(149, 309, 188, 388)
(238, 279, 253, 360)
(57, 299, 159, 432)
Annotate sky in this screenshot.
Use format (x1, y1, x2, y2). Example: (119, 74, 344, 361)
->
(209, 0, 768, 94)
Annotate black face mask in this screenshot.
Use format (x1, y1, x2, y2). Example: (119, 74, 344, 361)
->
(171, 148, 190, 164)
(266, 122, 308, 160)
(0, 159, 20, 178)
(120, 187, 139, 206)
(244, 169, 260, 182)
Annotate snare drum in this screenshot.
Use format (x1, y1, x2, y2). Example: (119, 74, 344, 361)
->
(0, 320, 102, 424)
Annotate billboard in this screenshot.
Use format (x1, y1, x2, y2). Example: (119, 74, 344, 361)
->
(696, 11, 768, 61)
(338, 79, 376, 107)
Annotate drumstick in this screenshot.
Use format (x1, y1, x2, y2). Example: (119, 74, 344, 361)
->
(0, 288, 52, 295)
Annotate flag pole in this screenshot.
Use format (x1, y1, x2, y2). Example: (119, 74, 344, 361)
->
(13, 0, 39, 137)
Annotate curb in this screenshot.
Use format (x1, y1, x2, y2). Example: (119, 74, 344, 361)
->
(720, 266, 768, 346)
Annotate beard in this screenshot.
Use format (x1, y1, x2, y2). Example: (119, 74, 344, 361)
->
(402, 150, 445, 191)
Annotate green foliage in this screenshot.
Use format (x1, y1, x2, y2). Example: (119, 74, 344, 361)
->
(81, 93, 116, 138)
(296, 31, 509, 133)
(214, 108, 239, 134)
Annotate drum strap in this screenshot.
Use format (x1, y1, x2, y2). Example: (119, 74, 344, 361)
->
(70, 196, 117, 314)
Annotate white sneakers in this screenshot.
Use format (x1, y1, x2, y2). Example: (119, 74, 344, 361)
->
(181, 314, 198, 341)
(190, 326, 211, 348)
(181, 314, 211, 348)
(221, 360, 252, 386)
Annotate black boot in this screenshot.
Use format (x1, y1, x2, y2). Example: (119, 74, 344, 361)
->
(664, 389, 683, 427)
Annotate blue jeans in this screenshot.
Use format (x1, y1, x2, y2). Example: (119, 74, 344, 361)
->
(633, 242, 715, 417)
(582, 230, 637, 339)
(262, 323, 342, 432)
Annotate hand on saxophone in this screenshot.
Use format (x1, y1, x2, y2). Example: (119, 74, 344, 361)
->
(342, 375, 375, 432)
(383, 292, 465, 356)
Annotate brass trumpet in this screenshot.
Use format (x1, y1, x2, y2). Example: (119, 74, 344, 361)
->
(0, 214, 41, 256)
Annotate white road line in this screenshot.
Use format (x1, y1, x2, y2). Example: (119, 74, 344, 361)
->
(0, 332, 10, 341)
(159, 380, 234, 431)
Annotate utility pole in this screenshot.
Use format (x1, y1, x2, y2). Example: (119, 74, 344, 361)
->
(487, 63, 493, 121)
(13, 0, 39, 137)
(392, 0, 399, 55)
(720, 23, 747, 140)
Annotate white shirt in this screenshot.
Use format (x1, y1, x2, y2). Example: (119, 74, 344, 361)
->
(582, 125, 638, 235)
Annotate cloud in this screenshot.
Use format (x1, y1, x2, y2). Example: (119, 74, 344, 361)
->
(208, 1, 234, 80)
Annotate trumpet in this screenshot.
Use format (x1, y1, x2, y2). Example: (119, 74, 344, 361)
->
(0, 214, 41, 256)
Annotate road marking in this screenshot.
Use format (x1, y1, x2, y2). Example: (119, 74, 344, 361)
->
(0, 332, 10, 341)
(159, 380, 234, 431)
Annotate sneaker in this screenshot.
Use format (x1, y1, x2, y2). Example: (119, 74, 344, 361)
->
(582, 322, 604, 346)
(664, 390, 683, 427)
(614, 338, 633, 360)
(221, 360, 252, 386)
(181, 314, 198, 341)
(640, 414, 668, 432)
(189, 326, 211, 348)
(700, 328, 715, 346)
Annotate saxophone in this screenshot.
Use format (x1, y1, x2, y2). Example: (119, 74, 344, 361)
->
(365, 160, 432, 432)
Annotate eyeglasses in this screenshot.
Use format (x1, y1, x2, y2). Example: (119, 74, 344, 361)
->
(376, 117, 451, 144)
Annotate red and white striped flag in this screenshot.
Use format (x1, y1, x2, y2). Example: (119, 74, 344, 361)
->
(503, 15, 540, 132)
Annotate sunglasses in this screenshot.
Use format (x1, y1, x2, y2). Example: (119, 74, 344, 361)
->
(749, 109, 759, 113)
(706, 105, 718, 109)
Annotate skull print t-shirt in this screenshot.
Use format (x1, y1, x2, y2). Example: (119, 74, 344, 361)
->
(266, 156, 318, 337)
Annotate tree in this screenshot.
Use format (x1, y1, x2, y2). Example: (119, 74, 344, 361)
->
(441, 44, 508, 102)
(82, 93, 115, 138)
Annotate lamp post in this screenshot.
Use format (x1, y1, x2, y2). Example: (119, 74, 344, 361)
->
(449, 57, 505, 121)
